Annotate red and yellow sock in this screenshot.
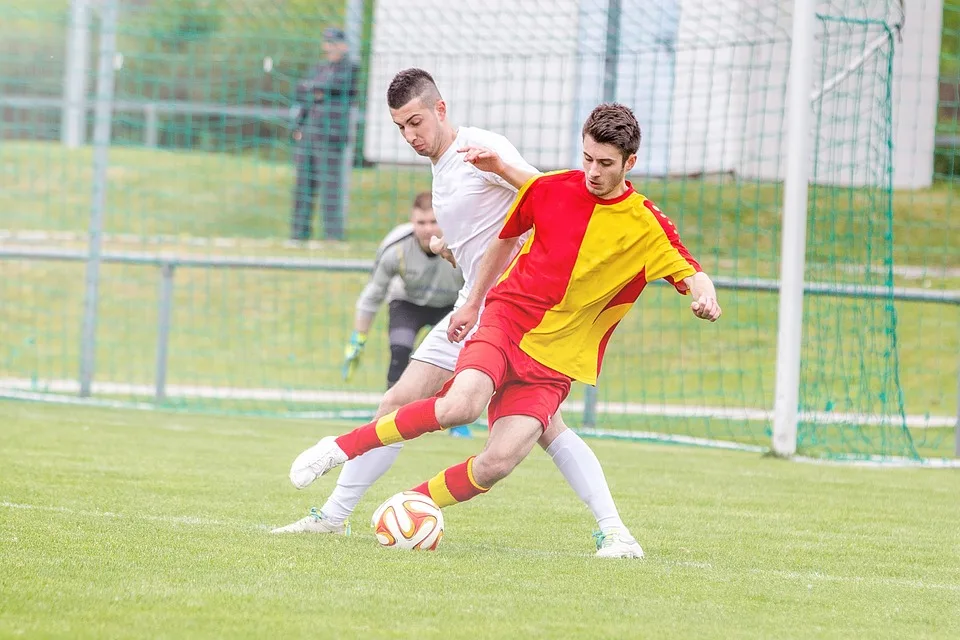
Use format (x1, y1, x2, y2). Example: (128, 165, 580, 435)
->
(411, 456, 490, 508)
(335, 397, 443, 459)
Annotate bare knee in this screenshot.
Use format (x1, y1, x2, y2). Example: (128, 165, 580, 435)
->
(435, 390, 485, 427)
(432, 370, 493, 427)
(537, 412, 569, 449)
(378, 383, 420, 418)
(377, 361, 453, 419)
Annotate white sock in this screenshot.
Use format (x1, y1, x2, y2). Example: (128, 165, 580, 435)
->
(320, 443, 403, 524)
(545, 430, 626, 534)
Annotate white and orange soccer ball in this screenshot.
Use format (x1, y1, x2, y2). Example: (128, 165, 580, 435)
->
(371, 491, 444, 551)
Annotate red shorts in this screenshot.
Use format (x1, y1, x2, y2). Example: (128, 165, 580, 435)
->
(440, 323, 572, 430)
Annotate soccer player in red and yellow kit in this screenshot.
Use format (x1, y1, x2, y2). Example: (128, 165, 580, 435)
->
(288, 104, 721, 554)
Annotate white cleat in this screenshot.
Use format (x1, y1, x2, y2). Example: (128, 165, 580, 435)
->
(270, 507, 350, 535)
(594, 529, 645, 559)
(289, 436, 348, 489)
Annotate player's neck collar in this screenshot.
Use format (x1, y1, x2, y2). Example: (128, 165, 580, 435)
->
(583, 177, 635, 205)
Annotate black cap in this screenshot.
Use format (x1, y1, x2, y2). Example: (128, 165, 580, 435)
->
(323, 27, 346, 42)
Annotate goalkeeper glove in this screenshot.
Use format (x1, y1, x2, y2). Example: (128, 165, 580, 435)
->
(342, 331, 367, 381)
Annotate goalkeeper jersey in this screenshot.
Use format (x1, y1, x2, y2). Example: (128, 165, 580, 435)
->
(355, 224, 464, 315)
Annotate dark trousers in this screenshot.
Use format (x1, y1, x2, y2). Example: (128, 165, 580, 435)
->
(291, 140, 346, 241)
(386, 300, 453, 389)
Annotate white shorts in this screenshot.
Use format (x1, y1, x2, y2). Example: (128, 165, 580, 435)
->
(410, 293, 481, 372)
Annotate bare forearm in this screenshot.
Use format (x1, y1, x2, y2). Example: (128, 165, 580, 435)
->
(683, 271, 716, 300)
(497, 164, 539, 191)
(353, 309, 375, 334)
(465, 236, 519, 308)
(683, 271, 722, 322)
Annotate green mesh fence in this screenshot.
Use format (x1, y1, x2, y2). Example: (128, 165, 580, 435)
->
(797, 13, 902, 458)
(0, 0, 956, 462)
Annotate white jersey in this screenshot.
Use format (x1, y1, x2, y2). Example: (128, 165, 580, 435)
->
(412, 126, 537, 372)
(431, 126, 537, 300)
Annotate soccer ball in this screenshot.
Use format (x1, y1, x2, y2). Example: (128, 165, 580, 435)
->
(372, 491, 444, 551)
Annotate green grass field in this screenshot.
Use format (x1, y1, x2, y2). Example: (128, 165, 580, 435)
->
(1, 401, 958, 638)
(2, 5, 959, 636)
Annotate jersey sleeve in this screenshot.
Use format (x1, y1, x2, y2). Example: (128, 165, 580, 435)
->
(355, 244, 401, 314)
(641, 199, 702, 294)
(499, 174, 541, 239)
(478, 133, 538, 192)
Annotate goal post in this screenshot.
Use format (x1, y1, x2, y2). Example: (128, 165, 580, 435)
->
(773, 0, 817, 457)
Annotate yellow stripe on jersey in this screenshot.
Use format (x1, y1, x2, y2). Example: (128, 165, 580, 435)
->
(497, 229, 535, 285)
(518, 192, 695, 385)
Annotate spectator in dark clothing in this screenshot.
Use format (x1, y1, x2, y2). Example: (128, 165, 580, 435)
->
(290, 27, 359, 242)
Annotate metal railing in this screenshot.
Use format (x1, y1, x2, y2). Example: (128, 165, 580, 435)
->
(0, 96, 292, 148)
(2, 245, 957, 455)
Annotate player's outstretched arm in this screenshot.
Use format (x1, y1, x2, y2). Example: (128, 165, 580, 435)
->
(446, 236, 518, 343)
(458, 146, 538, 190)
(353, 309, 375, 335)
(683, 272, 722, 322)
(345, 248, 397, 380)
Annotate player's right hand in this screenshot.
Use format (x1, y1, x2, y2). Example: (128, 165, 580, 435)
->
(429, 235, 457, 268)
(457, 146, 504, 175)
(691, 296, 722, 322)
(342, 331, 367, 381)
(447, 303, 479, 343)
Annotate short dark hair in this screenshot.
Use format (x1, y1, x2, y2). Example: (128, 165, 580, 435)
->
(323, 27, 346, 43)
(387, 68, 442, 110)
(581, 103, 641, 161)
(412, 191, 432, 211)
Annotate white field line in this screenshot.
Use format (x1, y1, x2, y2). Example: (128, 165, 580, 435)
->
(3, 502, 958, 591)
(578, 428, 960, 467)
(8, 387, 954, 467)
(0, 377, 954, 429)
(2, 229, 958, 280)
(745, 568, 960, 593)
(789, 454, 960, 469)
(0, 500, 263, 530)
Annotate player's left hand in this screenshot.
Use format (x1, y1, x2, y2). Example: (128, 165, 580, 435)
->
(691, 296, 722, 322)
(447, 302, 479, 343)
(458, 146, 504, 175)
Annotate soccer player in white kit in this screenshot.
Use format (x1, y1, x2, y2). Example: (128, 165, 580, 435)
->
(274, 68, 642, 557)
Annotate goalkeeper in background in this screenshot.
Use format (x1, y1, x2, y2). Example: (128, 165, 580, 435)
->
(343, 192, 471, 437)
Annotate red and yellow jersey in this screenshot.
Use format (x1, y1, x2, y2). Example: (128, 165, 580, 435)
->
(484, 170, 701, 385)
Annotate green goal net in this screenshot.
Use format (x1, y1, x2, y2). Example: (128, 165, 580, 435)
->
(0, 0, 956, 462)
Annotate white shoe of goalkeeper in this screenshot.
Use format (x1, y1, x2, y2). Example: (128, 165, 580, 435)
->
(271, 507, 350, 535)
(289, 436, 348, 489)
(594, 529, 644, 558)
